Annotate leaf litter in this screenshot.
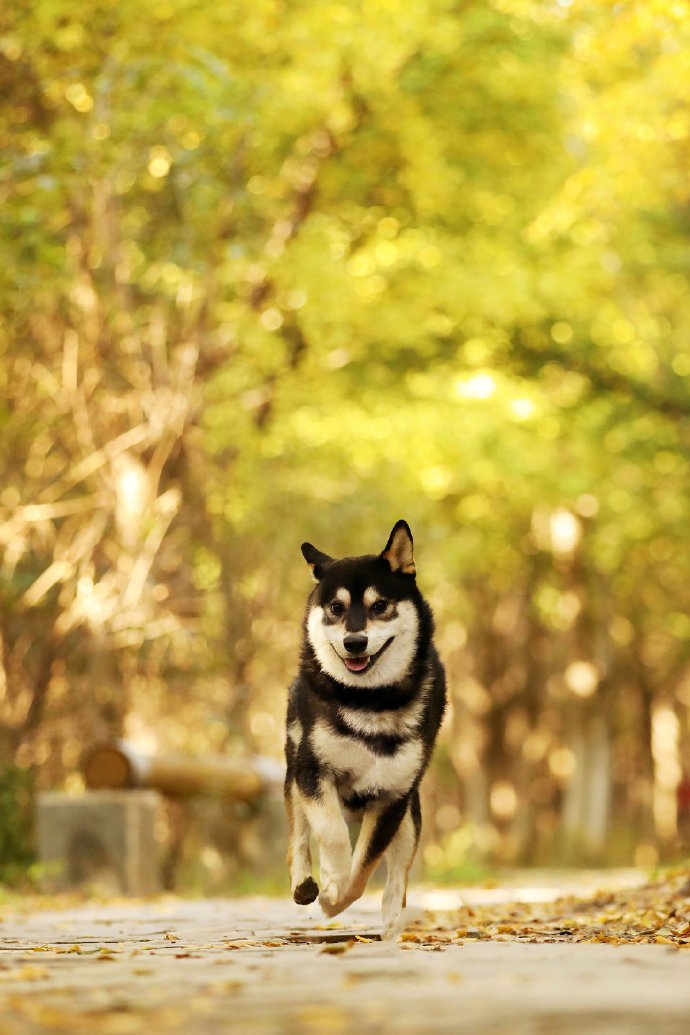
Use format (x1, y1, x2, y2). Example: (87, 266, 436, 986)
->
(0, 870, 688, 1033)
(405, 868, 690, 949)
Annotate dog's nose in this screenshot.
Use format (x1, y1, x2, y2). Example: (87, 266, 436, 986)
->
(343, 633, 368, 655)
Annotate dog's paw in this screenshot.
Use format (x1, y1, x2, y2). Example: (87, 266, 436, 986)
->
(382, 909, 405, 941)
(319, 894, 346, 918)
(318, 880, 350, 917)
(293, 877, 319, 905)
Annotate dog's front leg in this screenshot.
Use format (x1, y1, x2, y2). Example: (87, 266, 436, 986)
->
(300, 780, 352, 914)
(326, 796, 409, 922)
(286, 779, 318, 904)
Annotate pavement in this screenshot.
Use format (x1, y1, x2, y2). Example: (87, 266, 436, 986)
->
(0, 875, 689, 1034)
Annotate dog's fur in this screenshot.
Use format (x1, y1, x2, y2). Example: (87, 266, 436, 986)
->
(284, 520, 446, 938)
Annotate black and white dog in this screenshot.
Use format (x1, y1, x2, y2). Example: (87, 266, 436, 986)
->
(284, 520, 446, 938)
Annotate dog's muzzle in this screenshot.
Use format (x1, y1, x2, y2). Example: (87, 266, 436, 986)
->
(338, 636, 395, 674)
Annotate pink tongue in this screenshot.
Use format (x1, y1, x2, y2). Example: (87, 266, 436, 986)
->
(344, 657, 369, 672)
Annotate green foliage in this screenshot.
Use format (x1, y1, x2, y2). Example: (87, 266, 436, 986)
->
(0, 769, 36, 884)
(3, 0, 690, 875)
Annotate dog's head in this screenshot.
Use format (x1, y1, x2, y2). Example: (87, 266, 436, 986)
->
(301, 521, 423, 688)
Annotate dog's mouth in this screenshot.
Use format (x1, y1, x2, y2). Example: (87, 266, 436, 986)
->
(343, 656, 370, 673)
(338, 637, 394, 675)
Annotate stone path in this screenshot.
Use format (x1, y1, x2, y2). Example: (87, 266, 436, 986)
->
(1, 877, 689, 1034)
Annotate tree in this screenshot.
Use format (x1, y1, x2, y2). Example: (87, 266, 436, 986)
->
(2, 0, 690, 880)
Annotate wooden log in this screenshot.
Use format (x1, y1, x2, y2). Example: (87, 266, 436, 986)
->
(83, 741, 284, 802)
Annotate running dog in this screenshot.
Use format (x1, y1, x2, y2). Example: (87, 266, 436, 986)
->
(284, 520, 447, 938)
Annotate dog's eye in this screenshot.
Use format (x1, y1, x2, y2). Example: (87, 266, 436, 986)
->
(371, 599, 388, 615)
(329, 600, 345, 617)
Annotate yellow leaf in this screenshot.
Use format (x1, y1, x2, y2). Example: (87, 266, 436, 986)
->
(319, 939, 355, 955)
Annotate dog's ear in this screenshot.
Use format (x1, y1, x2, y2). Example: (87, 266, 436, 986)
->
(301, 542, 333, 582)
(381, 520, 416, 576)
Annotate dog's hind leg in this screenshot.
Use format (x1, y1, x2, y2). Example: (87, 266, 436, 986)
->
(286, 781, 318, 905)
(381, 790, 421, 940)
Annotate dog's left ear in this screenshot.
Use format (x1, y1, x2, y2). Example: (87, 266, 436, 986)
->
(381, 520, 416, 576)
(301, 542, 333, 582)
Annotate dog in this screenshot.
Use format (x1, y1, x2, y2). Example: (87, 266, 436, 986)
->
(284, 520, 447, 938)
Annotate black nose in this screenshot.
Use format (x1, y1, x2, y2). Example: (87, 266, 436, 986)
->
(343, 633, 368, 655)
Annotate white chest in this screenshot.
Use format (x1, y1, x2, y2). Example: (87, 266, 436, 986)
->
(310, 720, 423, 798)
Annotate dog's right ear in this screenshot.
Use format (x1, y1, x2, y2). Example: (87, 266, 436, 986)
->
(301, 542, 333, 582)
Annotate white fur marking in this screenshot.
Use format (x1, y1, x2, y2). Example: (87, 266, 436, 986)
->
(338, 672, 432, 737)
(337, 698, 425, 738)
(287, 719, 303, 748)
(306, 600, 419, 689)
(310, 720, 423, 798)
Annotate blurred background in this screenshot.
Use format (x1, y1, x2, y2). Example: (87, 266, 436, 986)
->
(2, 0, 690, 894)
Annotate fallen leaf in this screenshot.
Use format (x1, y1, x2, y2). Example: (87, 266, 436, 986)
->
(319, 939, 356, 955)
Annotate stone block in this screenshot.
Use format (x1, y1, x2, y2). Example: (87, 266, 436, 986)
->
(36, 790, 162, 895)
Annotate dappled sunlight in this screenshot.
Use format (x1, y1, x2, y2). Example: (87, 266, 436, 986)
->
(2, 0, 690, 891)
